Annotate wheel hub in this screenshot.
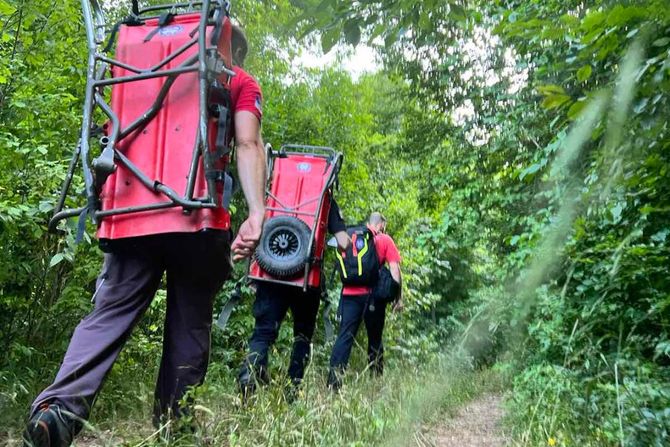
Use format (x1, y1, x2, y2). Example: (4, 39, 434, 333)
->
(269, 228, 300, 259)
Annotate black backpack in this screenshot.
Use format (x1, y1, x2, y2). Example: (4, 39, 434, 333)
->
(336, 226, 379, 286)
(372, 266, 400, 304)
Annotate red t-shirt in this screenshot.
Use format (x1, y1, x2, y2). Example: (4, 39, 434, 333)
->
(342, 227, 402, 296)
(230, 66, 262, 122)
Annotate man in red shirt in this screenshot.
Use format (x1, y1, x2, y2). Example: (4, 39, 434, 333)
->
(238, 199, 351, 400)
(24, 24, 265, 446)
(328, 212, 403, 390)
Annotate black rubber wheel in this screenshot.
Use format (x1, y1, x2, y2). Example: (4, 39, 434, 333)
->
(254, 216, 312, 278)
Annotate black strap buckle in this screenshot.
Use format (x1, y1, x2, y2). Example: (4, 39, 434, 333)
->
(143, 12, 175, 42)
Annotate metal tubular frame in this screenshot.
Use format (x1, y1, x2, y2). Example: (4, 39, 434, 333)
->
(49, 0, 234, 233)
(259, 144, 343, 290)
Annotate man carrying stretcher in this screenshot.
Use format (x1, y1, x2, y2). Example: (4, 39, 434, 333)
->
(24, 16, 265, 447)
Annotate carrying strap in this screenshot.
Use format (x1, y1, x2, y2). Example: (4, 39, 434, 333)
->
(214, 105, 232, 158)
(143, 12, 175, 42)
(75, 193, 100, 243)
(321, 266, 340, 342)
(210, 80, 233, 158)
(75, 207, 89, 244)
(215, 277, 246, 331)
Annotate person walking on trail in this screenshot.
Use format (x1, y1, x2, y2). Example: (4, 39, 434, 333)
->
(327, 212, 403, 390)
(239, 199, 351, 400)
(24, 25, 265, 447)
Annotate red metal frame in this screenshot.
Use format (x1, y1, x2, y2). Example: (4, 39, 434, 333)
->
(49, 0, 235, 236)
(249, 145, 343, 291)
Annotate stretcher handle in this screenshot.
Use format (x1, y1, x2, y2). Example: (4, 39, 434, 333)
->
(84, 0, 106, 46)
(134, 1, 231, 16)
(280, 144, 337, 159)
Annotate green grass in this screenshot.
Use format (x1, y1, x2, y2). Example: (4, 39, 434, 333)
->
(3, 346, 507, 446)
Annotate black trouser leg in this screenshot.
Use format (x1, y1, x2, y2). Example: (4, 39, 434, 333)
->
(364, 301, 387, 376)
(154, 232, 231, 421)
(239, 284, 289, 391)
(328, 294, 367, 388)
(287, 289, 320, 385)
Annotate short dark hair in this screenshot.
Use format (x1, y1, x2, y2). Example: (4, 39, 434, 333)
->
(231, 24, 248, 66)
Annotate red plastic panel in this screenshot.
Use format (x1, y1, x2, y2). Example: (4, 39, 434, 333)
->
(97, 13, 231, 240)
(249, 154, 335, 289)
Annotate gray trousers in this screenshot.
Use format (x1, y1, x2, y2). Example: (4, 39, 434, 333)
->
(30, 231, 232, 422)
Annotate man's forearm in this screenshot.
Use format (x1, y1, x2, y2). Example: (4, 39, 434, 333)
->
(389, 262, 403, 300)
(236, 140, 266, 216)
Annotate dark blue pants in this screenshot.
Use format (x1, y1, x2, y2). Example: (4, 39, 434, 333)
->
(239, 282, 321, 387)
(328, 294, 387, 387)
(30, 231, 231, 422)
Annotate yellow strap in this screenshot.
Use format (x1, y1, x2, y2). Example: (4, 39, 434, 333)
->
(357, 236, 369, 276)
(336, 250, 347, 279)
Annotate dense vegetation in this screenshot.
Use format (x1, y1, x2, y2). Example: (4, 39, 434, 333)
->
(1, 0, 668, 446)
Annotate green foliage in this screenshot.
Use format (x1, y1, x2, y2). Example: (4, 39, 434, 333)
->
(291, 1, 670, 445)
(2, 0, 670, 445)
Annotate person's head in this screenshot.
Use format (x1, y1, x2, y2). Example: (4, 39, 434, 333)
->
(231, 24, 248, 67)
(368, 212, 387, 234)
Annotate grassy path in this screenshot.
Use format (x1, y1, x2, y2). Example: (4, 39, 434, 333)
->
(421, 393, 508, 447)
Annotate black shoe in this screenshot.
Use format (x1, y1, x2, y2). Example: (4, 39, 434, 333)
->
(284, 379, 302, 404)
(327, 369, 342, 392)
(239, 374, 256, 403)
(23, 404, 81, 447)
(238, 366, 270, 402)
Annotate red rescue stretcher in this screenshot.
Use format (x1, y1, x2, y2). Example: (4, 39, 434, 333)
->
(49, 0, 236, 238)
(249, 145, 343, 291)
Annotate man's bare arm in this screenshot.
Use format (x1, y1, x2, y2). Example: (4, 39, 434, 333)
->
(389, 261, 403, 311)
(231, 111, 266, 261)
(334, 230, 351, 251)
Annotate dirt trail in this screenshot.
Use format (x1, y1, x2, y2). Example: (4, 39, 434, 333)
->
(419, 393, 509, 447)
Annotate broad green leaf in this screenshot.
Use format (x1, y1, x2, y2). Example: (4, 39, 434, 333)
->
(537, 84, 566, 95)
(633, 97, 649, 114)
(449, 3, 467, 22)
(419, 11, 432, 31)
(384, 28, 398, 48)
(606, 5, 644, 27)
(652, 37, 670, 47)
(0, 0, 15, 16)
(519, 163, 541, 180)
(576, 65, 592, 82)
(49, 253, 65, 268)
(581, 11, 605, 31)
(567, 101, 587, 120)
(542, 94, 571, 109)
(369, 23, 385, 41)
(38, 201, 54, 213)
(321, 26, 340, 53)
(343, 19, 361, 46)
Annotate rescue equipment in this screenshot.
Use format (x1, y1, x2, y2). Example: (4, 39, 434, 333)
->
(48, 0, 236, 238)
(249, 145, 343, 291)
(336, 226, 380, 286)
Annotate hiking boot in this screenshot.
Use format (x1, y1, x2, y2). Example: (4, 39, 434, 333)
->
(284, 378, 303, 404)
(238, 372, 256, 403)
(238, 365, 270, 402)
(327, 369, 342, 392)
(23, 404, 81, 447)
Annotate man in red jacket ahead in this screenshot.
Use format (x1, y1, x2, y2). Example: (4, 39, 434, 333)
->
(24, 25, 264, 447)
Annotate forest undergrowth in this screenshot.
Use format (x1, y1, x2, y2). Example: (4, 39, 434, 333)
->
(2, 1, 669, 446)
